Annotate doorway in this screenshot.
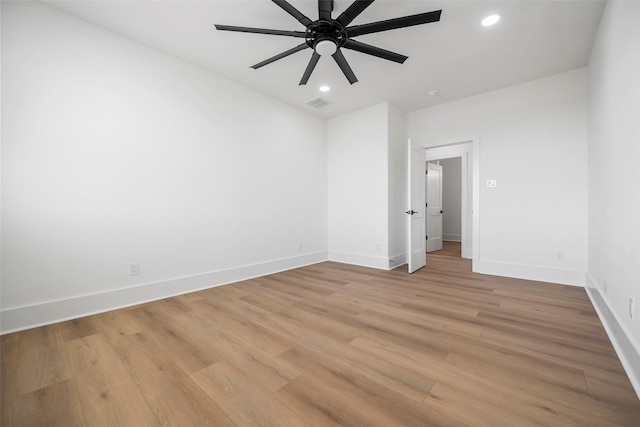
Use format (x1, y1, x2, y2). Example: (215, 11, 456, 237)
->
(424, 141, 475, 261)
(426, 158, 462, 256)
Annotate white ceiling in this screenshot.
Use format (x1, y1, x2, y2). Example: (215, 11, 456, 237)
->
(45, 0, 605, 118)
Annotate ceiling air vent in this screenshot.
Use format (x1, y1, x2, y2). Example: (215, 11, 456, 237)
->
(306, 97, 331, 108)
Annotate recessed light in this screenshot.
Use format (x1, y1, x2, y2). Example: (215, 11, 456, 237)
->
(482, 14, 501, 27)
(319, 85, 331, 92)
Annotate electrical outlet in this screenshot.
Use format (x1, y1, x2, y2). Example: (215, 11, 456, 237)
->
(298, 242, 303, 251)
(629, 297, 635, 320)
(129, 262, 139, 276)
(555, 251, 564, 261)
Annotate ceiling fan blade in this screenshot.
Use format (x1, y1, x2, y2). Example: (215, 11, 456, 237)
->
(272, 0, 313, 27)
(319, 0, 333, 21)
(343, 39, 407, 64)
(252, 43, 309, 69)
(299, 52, 321, 85)
(332, 49, 358, 84)
(215, 24, 306, 38)
(347, 10, 442, 37)
(336, 0, 375, 27)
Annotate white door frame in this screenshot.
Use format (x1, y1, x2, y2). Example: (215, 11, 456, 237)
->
(423, 137, 479, 271)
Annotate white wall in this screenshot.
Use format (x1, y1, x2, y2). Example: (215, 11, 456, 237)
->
(327, 101, 406, 270)
(327, 103, 389, 269)
(407, 68, 589, 286)
(388, 104, 407, 267)
(439, 157, 462, 241)
(587, 0, 640, 396)
(1, 1, 327, 333)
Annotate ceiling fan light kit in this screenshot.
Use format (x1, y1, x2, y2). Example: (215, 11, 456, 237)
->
(314, 39, 338, 56)
(214, 0, 442, 85)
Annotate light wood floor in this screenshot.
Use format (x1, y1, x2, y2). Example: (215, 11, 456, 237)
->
(2, 242, 640, 426)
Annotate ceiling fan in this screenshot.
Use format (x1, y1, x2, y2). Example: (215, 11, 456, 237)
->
(215, 0, 442, 85)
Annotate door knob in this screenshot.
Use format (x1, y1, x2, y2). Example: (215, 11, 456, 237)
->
(405, 210, 417, 215)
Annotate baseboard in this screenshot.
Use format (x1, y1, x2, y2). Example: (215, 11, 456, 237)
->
(443, 234, 461, 242)
(0, 251, 328, 335)
(585, 274, 640, 399)
(473, 259, 585, 287)
(328, 250, 391, 270)
(388, 252, 407, 270)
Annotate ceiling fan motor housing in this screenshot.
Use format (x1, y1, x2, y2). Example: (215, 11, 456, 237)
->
(306, 20, 347, 55)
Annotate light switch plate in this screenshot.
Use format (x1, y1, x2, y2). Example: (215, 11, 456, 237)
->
(486, 179, 497, 188)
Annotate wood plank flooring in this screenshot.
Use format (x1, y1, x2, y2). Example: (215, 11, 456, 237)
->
(2, 242, 640, 426)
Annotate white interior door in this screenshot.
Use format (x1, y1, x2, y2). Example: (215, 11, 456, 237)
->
(407, 140, 426, 273)
(426, 162, 443, 252)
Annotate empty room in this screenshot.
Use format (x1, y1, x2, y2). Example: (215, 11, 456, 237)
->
(1, 0, 639, 425)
